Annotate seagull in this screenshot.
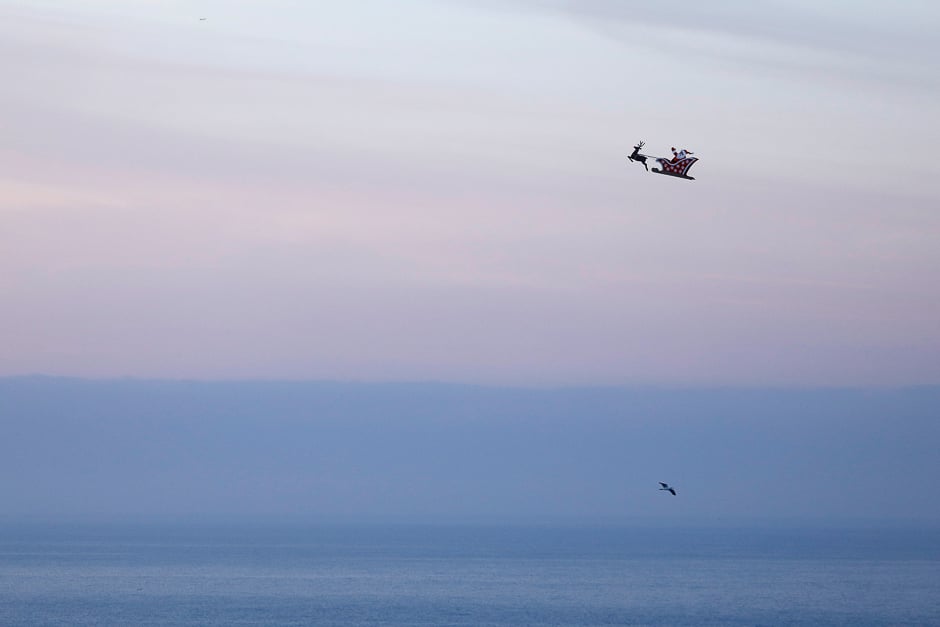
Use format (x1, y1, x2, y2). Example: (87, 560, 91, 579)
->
(659, 482, 677, 495)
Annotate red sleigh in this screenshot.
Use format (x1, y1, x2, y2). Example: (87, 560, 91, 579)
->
(653, 156, 698, 180)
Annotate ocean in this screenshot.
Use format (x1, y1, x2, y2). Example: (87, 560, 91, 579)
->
(1, 523, 938, 626)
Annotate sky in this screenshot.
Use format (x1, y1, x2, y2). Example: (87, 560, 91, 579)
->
(2, 0, 939, 386)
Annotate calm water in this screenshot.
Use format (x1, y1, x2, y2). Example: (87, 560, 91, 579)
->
(1, 524, 938, 625)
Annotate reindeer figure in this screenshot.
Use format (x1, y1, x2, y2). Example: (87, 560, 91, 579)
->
(628, 141, 649, 171)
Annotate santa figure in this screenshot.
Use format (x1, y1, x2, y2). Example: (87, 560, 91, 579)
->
(671, 147, 694, 162)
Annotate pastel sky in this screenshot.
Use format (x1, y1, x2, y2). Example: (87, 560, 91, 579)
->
(2, 0, 939, 386)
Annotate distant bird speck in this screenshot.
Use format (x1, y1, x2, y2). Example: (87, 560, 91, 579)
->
(659, 482, 677, 495)
(199, 17, 207, 21)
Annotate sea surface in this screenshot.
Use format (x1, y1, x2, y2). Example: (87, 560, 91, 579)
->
(1, 523, 938, 626)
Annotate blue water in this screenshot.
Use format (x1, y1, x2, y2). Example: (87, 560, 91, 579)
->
(1, 524, 938, 625)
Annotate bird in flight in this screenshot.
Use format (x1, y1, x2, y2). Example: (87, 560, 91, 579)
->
(659, 482, 677, 495)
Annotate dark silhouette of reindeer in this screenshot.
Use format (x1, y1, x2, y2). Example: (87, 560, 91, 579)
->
(628, 141, 649, 171)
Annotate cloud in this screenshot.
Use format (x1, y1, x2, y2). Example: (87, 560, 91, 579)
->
(493, 0, 940, 92)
